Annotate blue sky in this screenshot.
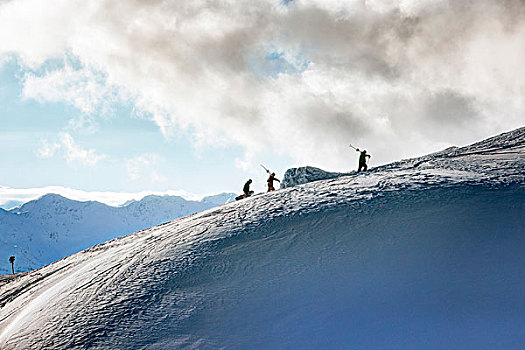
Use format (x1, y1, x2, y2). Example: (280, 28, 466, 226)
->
(0, 0, 523, 207)
(0, 59, 292, 205)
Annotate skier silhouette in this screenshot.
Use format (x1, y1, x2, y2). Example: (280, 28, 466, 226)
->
(356, 149, 371, 172)
(235, 179, 254, 200)
(267, 172, 280, 192)
(243, 179, 253, 197)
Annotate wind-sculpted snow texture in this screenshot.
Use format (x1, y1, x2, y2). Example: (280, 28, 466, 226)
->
(0, 128, 524, 349)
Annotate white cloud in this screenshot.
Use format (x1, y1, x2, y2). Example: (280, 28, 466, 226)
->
(22, 65, 121, 115)
(0, 185, 198, 208)
(60, 133, 106, 165)
(126, 154, 168, 183)
(2, 0, 525, 170)
(37, 133, 106, 166)
(65, 114, 100, 134)
(36, 139, 61, 159)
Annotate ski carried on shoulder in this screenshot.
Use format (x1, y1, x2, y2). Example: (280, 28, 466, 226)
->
(260, 164, 271, 174)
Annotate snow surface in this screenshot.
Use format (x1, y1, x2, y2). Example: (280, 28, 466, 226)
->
(0, 127, 524, 349)
(0, 193, 235, 274)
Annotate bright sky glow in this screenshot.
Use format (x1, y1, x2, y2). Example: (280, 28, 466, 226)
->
(0, 0, 524, 207)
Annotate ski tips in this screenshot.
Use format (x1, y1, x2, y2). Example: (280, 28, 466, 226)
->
(260, 164, 271, 173)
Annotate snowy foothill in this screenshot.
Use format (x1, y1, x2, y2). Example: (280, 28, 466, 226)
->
(0, 127, 524, 349)
(0, 193, 235, 274)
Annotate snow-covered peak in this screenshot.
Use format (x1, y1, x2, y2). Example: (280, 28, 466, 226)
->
(0, 200, 23, 211)
(14, 193, 70, 212)
(0, 192, 237, 274)
(11, 193, 105, 216)
(282, 126, 525, 189)
(456, 125, 525, 152)
(137, 194, 186, 203)
(122, 194, 186, 211)
(201, 192, 236, 205)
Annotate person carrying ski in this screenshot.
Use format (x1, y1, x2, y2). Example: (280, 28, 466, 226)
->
(267, 172, 280, 192)
(243, 179, 253, 197)
(356, 148, 371, 172)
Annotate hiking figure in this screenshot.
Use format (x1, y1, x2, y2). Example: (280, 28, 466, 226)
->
(243, 179, 252, 196)
(267, 172, 280, 192)
(236, 179, 254, 200)
(356, 148, 371, 172)
(260, 164, 280, 192)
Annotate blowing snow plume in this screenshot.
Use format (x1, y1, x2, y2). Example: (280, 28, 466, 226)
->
(1, 0, 525, 168)
(0, 127, 523, 348)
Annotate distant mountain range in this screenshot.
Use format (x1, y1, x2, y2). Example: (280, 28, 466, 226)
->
(0, 200, 24, 210)
(0, 193, 235, 274)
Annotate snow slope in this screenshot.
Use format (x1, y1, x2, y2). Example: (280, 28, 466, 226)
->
(0, 127, 524, 349)
(0, 193, 235, 274)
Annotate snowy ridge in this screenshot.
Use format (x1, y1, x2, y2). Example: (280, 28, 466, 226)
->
(0, 128, 524, 348)
(0, 193, 235, 274)
(282, 126, 525, 188)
